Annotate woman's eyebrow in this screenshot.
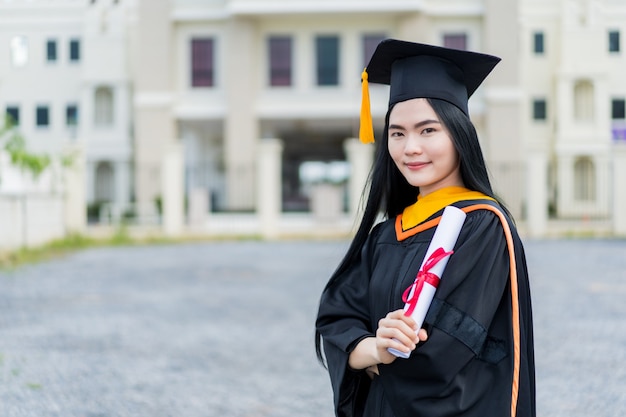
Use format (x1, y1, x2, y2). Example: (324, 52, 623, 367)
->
(388, 119, 440, 130)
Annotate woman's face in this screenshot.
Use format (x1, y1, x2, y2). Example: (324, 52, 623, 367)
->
(388, 98, 463, 197)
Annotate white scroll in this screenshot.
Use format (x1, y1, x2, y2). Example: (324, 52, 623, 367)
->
(388, 205, 467, 358)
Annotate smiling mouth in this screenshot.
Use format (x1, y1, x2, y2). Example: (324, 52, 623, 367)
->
(405, 162, 430, 169)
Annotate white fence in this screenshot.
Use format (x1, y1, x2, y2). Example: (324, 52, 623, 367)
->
(0, 193, 66, 250)
(0, 144, 86, 251)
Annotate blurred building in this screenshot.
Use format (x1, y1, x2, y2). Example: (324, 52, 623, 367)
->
(2, 0, 626, 237)
(131, 0, 522, 222)
(0, 0, 134, 223)
(520, 0, 626, 235)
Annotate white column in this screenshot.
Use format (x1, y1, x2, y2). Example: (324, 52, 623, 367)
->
(344, 138, 374, 220)
(526, 152, 548, 237)
(162, 142, 184, 236)
(64, 145, 87, 234)
(225, 18, 258, 210)
(116, 83, 131, 141)
(257, 138, 283, 239)
(114, 160, 130, 208)
(556, 154, 573, 217)
(85, 160, 96, 203)
(612, 143, 626, 235)
(188, 187, 209, 228)
(595, 154, 611, 217)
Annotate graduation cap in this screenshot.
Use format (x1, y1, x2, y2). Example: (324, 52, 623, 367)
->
(360, 39, 501, 143)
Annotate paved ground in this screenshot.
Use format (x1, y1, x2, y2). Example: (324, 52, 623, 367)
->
(0, 238, 625, 416)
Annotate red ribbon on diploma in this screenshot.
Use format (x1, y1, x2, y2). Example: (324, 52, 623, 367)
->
(402, 247, 454, 317)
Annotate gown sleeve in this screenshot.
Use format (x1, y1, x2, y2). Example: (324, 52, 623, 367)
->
(315, 226, 382, 417)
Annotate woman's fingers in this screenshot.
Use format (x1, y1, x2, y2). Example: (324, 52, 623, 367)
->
(377, 310, 429, 350)
(417, 328, 428, 342)
(377, 310, 419, 348)
(376, 325, 416, 351)
(378, 319, 416, 340)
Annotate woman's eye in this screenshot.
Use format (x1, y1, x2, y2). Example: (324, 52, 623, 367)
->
(390, 131, 403, 137)
(422, 127, 436, 134)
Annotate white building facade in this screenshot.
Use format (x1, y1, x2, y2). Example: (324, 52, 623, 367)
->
(3, 0, 626, 238)
(131, 0, 523, 234)
(520, 0, 626, 235)
(0, 0, 134, 223)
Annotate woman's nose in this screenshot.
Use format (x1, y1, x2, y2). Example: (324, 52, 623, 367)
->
(404, 135, 423, 154)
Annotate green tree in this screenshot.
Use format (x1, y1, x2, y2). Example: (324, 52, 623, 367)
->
(0, 114, 51, 180)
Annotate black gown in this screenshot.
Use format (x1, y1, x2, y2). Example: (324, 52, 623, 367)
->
(316, 199, 535, 417)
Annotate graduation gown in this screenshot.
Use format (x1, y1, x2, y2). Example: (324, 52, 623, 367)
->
(316, 198, 535, 417)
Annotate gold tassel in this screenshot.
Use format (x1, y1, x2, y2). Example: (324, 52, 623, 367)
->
(359, 69, 375, 144)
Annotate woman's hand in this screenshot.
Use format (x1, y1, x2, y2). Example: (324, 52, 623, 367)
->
(375, 309, 428, 364)
(348, 309, 428, 370)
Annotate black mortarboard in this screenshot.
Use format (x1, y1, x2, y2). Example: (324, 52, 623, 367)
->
(359, 39, 501, 143)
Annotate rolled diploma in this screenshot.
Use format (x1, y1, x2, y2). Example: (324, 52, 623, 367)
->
(388, 205, 467, 358)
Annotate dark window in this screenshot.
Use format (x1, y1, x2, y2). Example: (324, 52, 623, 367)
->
(46, 39, 57, 62)
(609, 30, 620, 53)
(362, 34, 385, 68)
(69, 39, 80, 61)
(612, 99, 625, 119)
(316, 35, 339, 86)
(66, 104, 78, 126)
(36, 105, 50, 127)
(443, 33, 467, 50)
(533, 99, 547, 120)
(5, 106, 19, 126)
(191, 38, 214, 87)
(533, 32, 545, 54)
(268, 36, 292, 87)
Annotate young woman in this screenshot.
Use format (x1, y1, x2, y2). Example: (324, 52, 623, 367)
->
(315, 40, 535, 417)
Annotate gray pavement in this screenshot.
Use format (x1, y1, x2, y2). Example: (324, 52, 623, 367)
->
(0, 238, 625, 416)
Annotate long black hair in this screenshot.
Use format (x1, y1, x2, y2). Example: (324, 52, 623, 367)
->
(315, 97, 511, 365)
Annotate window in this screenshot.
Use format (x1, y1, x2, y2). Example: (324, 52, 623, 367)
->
(316, 35, 339, 86)
(69, 39, 80, 62)
(573, 157, 595, 201)
(533, 32, 545, 54)
(191, 38, 215, 87)
(611, 99, 626, 140)
(5, 106, 19, 126)
(46, 39, 57, 62)
(574, 80, 594, 122)
(10, 35, 28, 67)
(95, 161, 114, 202)
(443, 33, 467, 50)
(268, 36, 292, 87)
(95, 87, 114, 126)
(66, 104, 78, 127)
(612, 99, 626, 119)
(609, 30, 620, 53)
(36, 105, 50, 127)
(362, 34, 385, 68)
(533, 99, 547, 121)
